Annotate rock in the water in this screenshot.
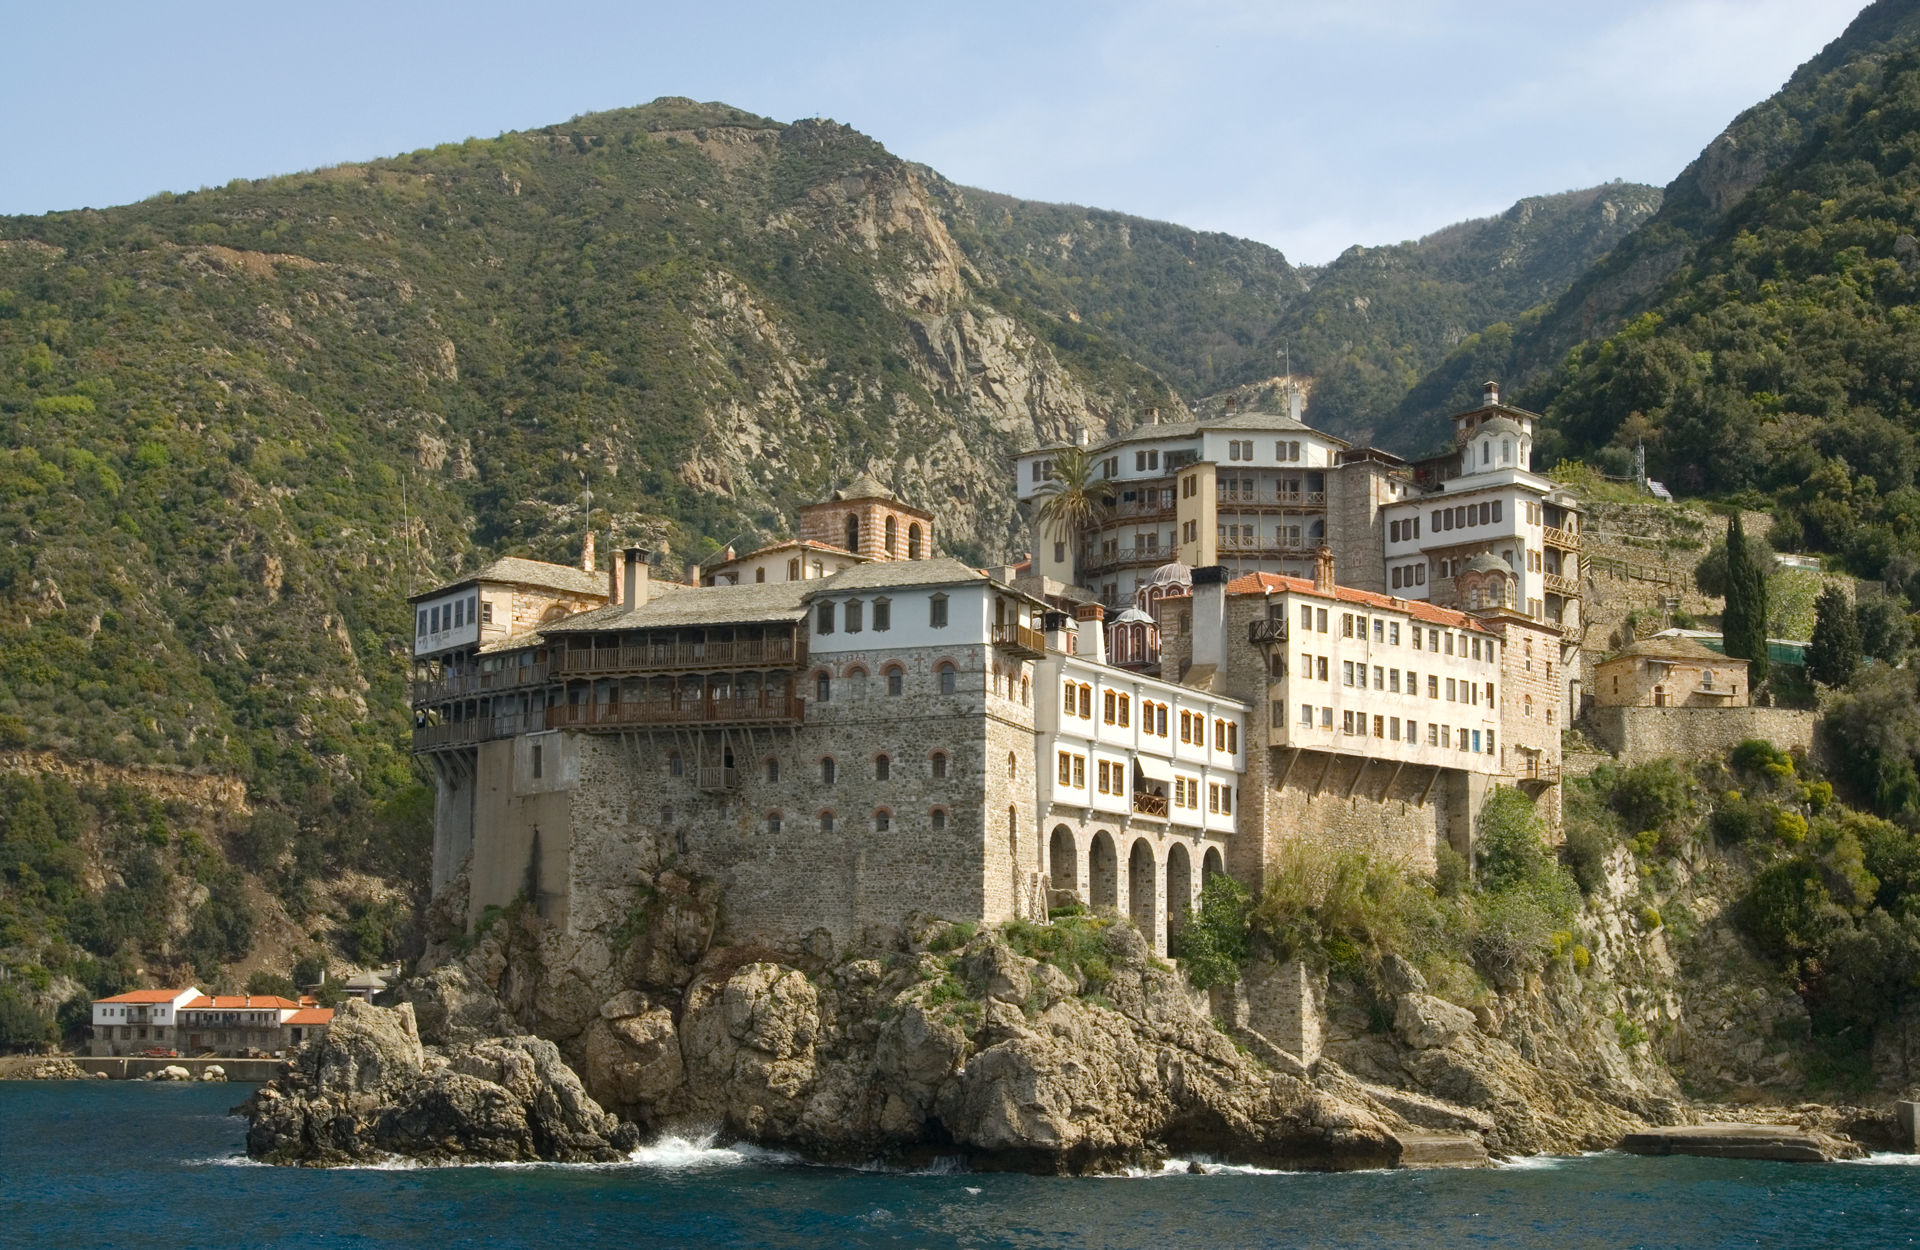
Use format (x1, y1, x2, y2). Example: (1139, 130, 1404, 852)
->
(1619, 1122, 1865, 1162)
(239, 999, 638, 1165)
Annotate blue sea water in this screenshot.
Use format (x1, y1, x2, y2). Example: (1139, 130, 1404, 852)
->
(5, 1083, 1920, 1249)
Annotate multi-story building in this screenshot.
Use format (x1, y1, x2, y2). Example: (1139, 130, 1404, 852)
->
(1011, 382, 1583, 722)
(88, 989, 334, 1057)
(89, 988, 201, 1056)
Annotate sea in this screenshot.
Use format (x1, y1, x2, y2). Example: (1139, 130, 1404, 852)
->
(5, 1082, 1920, 1249)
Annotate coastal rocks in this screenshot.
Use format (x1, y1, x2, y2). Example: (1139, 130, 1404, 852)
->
(1619, 1122, 1867, 1163)
(200, 1065, 227, 1082)
(14, 1058, 88, 1080)
(144, 1065, 193, 1082)
(239, 999, 639, 1166)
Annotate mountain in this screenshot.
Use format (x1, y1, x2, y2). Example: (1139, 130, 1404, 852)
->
(1238, 182, 1662, 449)
(1398, 0, 1920, 449)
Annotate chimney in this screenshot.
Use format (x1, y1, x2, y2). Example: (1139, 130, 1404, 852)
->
(1191, 565, 1228, 671)
(1074, 602, 1107, 664)
(686, 562, 702, 587)
(1483, 380, 1500, 407)
(608, 551, 622, 606)
(1223, 395, 1237, 415)
(581, 529, 595, 574)
(1288, 387, 1304, 424)
(1042, 610, 1071, 654)
(623, 547, 651, 608)
(1145, 406, 1160, 425)
(1074, 428, 1091, 448)
(1313, 545, 1335, 594)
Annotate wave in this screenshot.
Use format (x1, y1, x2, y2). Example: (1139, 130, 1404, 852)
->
(626, 1133, 799, 1170)
(1495, 1151, 1606, 1170)
(1111, 1156, 1295, 1178)
(1840, 1152, 1920, 1166)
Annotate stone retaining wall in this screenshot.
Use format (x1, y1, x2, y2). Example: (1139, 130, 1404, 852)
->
(1588, 706, 1819, 766)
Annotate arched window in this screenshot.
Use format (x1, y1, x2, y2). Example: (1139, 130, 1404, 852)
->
(820, 756, 836, 785)
(765, 757, 780, 783)
(845, 514, 860, 552)
(1021, 676, 1031, 706)
(1503, 439, 1513, 464)
(1007, 751, 1017, 779)
(788, 558, 800, 580)
(885, 515, 897, 556)
(874, 808, 891, 833)
(938, 662, 957, 695)
(766, 811, 783, 834)
(875, 754, 892, 781)
(885, 665, 904, 696)
(668, 750, 683, 777)
(819, 810, 835, 834)
(908, 523, 923, 559)
(815, 671, 831, 703)
(931, 808, 947, 832)
(930, 751, 948, 779)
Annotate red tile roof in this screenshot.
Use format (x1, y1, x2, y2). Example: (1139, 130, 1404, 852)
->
(285, 1008, 335, 1025)
(1224, 572, 1491, 632)
(95, 989, 195, 1004)
(179, 995, 303, 1010)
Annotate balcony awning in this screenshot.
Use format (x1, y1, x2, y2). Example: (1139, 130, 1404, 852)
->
(1133, 755, 1175, 785)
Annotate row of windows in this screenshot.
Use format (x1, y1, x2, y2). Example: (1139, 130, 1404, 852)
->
(1390, 563, 1428, 589)
(1431, 499, 1504, 533)
(1218, 440, 1308, 463)
(1336, 712, 1495, 754)
(1336, 610, 1492, 661)
(417, 594, 485, 637)
(769, 808, 947, 835)
(816, 594, 948, 635)
(1329, 661, 1495, 706)
(815, 662, 957, 702)
(1388, 517, 1422, 543)
(1167, 776, 1236, 811)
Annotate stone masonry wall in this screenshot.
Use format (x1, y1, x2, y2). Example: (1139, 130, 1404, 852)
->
(1588, 706, 1819, 767)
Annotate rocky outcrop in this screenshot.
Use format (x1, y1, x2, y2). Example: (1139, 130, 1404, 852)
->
(239, 999, 639, 1166)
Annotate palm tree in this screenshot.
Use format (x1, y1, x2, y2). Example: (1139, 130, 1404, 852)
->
(1032, 446, 1114, 572)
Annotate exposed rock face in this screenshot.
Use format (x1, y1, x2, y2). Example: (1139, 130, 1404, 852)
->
(240, 999, 639, 1165)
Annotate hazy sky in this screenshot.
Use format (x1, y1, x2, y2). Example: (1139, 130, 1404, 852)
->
(3, 1, 1867, 263)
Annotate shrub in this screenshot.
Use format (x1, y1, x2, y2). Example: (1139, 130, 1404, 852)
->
(1172, 874, 1252, 990)
(0, 985, 52, 1051)
(1476, 788, 1553, 894)
(1774, 810, 1810, 845)
(1610, 760, 1696, 834)
(1637, 905, 1663, 930)
(928, 921, 977, 953)
(246, 970, 299, 999)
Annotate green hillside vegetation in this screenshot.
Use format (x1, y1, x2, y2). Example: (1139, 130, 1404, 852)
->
(1404, 0, 1920, 442)
(1538, 49, 1920, 587)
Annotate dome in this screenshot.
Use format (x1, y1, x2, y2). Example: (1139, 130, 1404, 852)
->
(1465, 552, 1509, 575)
(1144, 560, 1193, 589)
(1478, 415, 1525, 438)
(833, 473, 892, 501)
(1111, 607, 1155, 625)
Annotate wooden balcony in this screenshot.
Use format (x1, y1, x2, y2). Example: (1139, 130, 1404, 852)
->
(1216, 488, 1326, 509)
(1110, 496, 1174, 520)
(544, 695, 805, 731)
(1543, 526, 1580, 551)
(1218, 535, 1316, 557)
(1248, 619, 1288, 646)
(554, 634, 803, 678)
(412, 660, 552, 706)
(1516, 758, 1561, 786)
(1543, 573, 1579, 597)
(1132, 792, 1169, 817)
(697, 766, 741, 792)
(411, 716, 523, 753)
(1084, 547, 1169, 575)
(993, 622, 1046, 659)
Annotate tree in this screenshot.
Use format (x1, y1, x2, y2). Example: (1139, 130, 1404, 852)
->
(1694, 527, 1777, 598)
(1856, 595, 1913, 663)
(1030, 447, 1114, 576)
(1808, 584, 1862, 686)
(1722, 512, 1771, 686)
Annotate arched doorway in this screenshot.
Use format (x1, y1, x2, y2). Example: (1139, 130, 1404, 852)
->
(1202, 846, 1224, 887)
(1049, 826, 1078, 901)
(1128, 839, 1157, 947)
(1089, 831, 1118, 910)
(1166, 843, 1192, 947)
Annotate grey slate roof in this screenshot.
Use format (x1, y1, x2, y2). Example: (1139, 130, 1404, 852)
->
(1601, 636, 1736, 665)
(543, 580, 808, 633)
(806, 556, 987, 594)
(418, 556, 607, 601)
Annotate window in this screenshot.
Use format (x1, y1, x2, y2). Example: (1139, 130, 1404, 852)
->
(929, 594, 948, 628)
(1342, 613, 1354, 638)
(1301, 703, 1314, 725)
(755, 567, 766, 583)
(845, 600, 863, 633)
(1374, 665, 1384, 690)
(1374, 619, 1385, 643)
(417, 608, 427, 636)
(874, 809, 891, 833)
(1390, 624, 1402, 646)
(1156, 703, 1169, 735)
(480, 601, 493, 625)
(1317, 609, 1328, 632)
(931, 751, 948, 779)
(1228, 722, 1238, 753)
(885, 516, 897, 555)
(1390, 717, 1401, 741)
(1343, 710, 1356, 735)
(1208, 783, 1221, 813)
(1080, 684, 1093, 717)
(875, 754, 891, 781)
(1053, 541, 1066, 564)
(765, 757, 780, 783)
(909, 524, 924, 559)
(531, 743, 543, 779)
(668, 750, 683, 777)
(1074, 755, 1086, 787)
(817, 602, 835, 635)
(873, 599, 890, 631)
(1428, 724, 1439, 746)
(1104, 691, 1117, 724)
(821, 757, 836, 785)
(939, 663, 957, 695)
(1374, 715, 1385, 738)
(886, 666, 904, 696)
(1317, 657, 1328, 681)
(1447, 678, 1457, 701)
(767, 812, 783, 834)
(1343, 661, 1355, 687)
(1008, 751, 1018, 779)
(789, 558, 801, 580)
(1118, 694, 1130, 727)
(931, 808, 947, 831)
(845, 515, 860, 551)
(1322, 707, 1333, 728)
(816, 672, 831, 702)
(1428, 675, 1439, 698)
(1059, 752, 1073, 785)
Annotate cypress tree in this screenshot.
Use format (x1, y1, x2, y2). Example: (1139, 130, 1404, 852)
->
(1807, 584, 1861, 686)
(1722, 512, 1770, 686)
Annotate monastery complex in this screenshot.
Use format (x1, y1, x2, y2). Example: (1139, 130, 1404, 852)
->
(410, 385, 1582, 955)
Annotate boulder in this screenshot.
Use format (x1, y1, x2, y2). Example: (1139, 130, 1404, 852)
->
(1395, 994, 1478, 1050)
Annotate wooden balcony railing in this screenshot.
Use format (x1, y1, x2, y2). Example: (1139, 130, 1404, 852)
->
(1517, 759, 1561, 785)
(1219, 535, 1315, 555)
(697, 766, 740, 792)
(1542, 526, 1580, 550)
(1216, 488, 1327, 508)
(413, 661, 552, 705)
(993, 622, 1046, 658)
(411, 715, 528, 752)
(1248, 619, 1288, 645)
(1111, 496, 1174, 519)
(554, 635, 803, 677)
(1132, 792, 1169, 817)
(1543, 573, 1580, 597)
(544, 695, 805, 731)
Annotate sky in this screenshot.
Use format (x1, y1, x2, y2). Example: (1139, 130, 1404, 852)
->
(1, 1, 1869, 264)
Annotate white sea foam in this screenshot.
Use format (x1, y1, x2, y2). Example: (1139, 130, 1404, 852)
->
(1495, 1152, 1600, 1171)
(1840, 1152, 1920, 1166)
(188, 1154, 270, 1168)
(1112, 1156, 1293, 1177)
(625, 1133, 798, 1170)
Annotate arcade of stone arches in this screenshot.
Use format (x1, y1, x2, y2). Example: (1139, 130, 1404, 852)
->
(1044, 824, 1226, 956)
